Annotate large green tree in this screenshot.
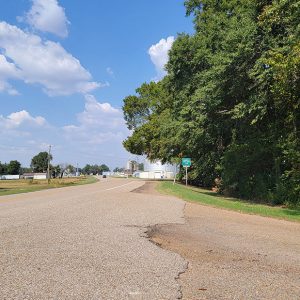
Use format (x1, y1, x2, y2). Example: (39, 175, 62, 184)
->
(0, 162, 7, 175)
(7, 160, 21, 175)
(123, 0, 300, 206)
(31, 152, 52, 173)
(82, 164, 110, 175)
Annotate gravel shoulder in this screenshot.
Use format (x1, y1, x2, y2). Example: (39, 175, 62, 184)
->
(143, 182, 300, 300)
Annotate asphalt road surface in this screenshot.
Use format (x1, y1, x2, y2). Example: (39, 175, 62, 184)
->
(0, 178, 186, 300)
(1, 178, 300, 300)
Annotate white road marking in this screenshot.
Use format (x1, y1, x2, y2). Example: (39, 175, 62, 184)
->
(105, 181, 136, 191)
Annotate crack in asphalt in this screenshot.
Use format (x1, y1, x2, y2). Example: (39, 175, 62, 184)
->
(145, 224, 189, 300)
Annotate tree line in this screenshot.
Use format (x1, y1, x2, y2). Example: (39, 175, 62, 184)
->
(0, 151, 110, 177)
(122, 0, 300, 206)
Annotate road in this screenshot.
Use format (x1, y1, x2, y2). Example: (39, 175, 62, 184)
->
(0, 178, 186, 299)
(1, 179, 300, 300)
(148, 184, 300, 300)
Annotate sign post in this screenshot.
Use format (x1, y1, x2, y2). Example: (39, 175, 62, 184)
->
(181, 158, 191, 186)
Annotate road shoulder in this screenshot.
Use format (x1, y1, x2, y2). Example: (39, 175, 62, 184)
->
(146, 181, 300, 299)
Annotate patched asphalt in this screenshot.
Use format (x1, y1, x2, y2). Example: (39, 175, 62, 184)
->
(0, 178, 186, 300)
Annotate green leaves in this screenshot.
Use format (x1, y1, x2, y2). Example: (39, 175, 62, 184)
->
(122, 0, 300, 206)
(31, 152, 52, 173)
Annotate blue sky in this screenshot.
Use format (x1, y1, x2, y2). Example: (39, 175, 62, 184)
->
(0, 0, 193, 169)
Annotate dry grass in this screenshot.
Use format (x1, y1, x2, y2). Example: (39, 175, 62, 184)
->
(0, 176, 98, 196)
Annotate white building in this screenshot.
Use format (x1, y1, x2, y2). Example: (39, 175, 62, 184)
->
(126, 160, 138, 174)
(34, 173, 47, 180)
(0, 175, 20, 180)
(23, 173, 47, 180)
(138, 160, 176, 179)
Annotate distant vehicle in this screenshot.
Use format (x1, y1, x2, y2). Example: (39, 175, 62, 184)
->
(102, 175, 107, 178)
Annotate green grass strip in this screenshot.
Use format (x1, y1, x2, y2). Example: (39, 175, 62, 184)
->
(157, 181, 300, 222)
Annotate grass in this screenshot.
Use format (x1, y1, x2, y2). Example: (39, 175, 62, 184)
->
(157, 181, 300, 223)
(0, 176, 98, 197)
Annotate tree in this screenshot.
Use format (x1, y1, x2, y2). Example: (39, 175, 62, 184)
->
(0, 162, 7, 175)
(82, 164, 92, 175)
(100, 164, 110, 173)
(122, 0, 300, 206)
(7, 160, 21, 175)
(52, 165, 61, 178)
(82, 164, 110, 175)
(20, 167, 32, 175)
(66, 164, 75, 174)
(31, 152, 52, 173)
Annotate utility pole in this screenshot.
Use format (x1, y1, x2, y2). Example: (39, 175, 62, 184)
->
(173, 164, 176, 185)
(47, 145, 51, 184)
(185, 166, 188, 186)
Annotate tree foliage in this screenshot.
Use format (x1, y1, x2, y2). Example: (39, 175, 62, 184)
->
(123, 0, 300, 206)
(82, 164, 110, 175)
(7, 160, 21, 175)
(31, 152, 52, 173)
(0, 160, 21, 175)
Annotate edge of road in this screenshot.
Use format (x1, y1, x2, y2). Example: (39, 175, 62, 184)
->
(131, 181, 189, 299)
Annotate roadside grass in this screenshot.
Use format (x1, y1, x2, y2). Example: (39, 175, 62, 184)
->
(0, 176, 98, 197)
(157, 181, 300, 222)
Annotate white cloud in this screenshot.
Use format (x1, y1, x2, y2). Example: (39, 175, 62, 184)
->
(24, 0, 70, 38)
(0, 80, 20, 96)
(0, 54, 20, 78)
(60, 95, 130, 166)
(78, 94, 123, 128)
(0, 21, 102, 96)
(0, 54, 21, 95)
(63, 94, 127, 145)
(148, 36, 174, 80)
(0, 110, 46, 129)
(0, 102, 130, 167)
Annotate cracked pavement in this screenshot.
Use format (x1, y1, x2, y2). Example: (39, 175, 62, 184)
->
(0, 178, 186, 300)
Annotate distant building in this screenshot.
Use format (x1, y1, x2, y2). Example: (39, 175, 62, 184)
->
(22, 173, 47, 180)
(34, 173, 47, 180)
(126, 160, 138, 174)
(0, 175, 20, 180)
(138, 160, 176, 179)
(102, 171, 111, 177)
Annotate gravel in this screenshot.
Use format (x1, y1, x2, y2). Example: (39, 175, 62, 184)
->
(150, 193, 300, 300)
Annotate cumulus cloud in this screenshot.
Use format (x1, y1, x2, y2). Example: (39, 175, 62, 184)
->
(0, 110, 46, 129)
(63, 94, 127, 145)
(0, 21, 102, 96)
(78, 94, 123, 127)
(23, 0, 70, 38)
(0, 102, 130, 167)
(148, 36, 174, 80)
(0, 81, 20, 96)
(0, 54, 20, 95)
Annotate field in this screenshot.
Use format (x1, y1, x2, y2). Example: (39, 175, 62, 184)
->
(0, 176, 98, 197)
(158, 181, 300, 222)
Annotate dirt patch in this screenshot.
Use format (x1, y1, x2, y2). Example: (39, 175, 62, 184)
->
(149, 201, 300, 299)
(132, 181, 162, 196)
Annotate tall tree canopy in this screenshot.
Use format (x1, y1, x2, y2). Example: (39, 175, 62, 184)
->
(6, 160, 21, 175)
(123, 0, 300, 206)
(31, 152, 52, 173)
(82, 164, 110, 175)
(0, 161, 21, 175)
